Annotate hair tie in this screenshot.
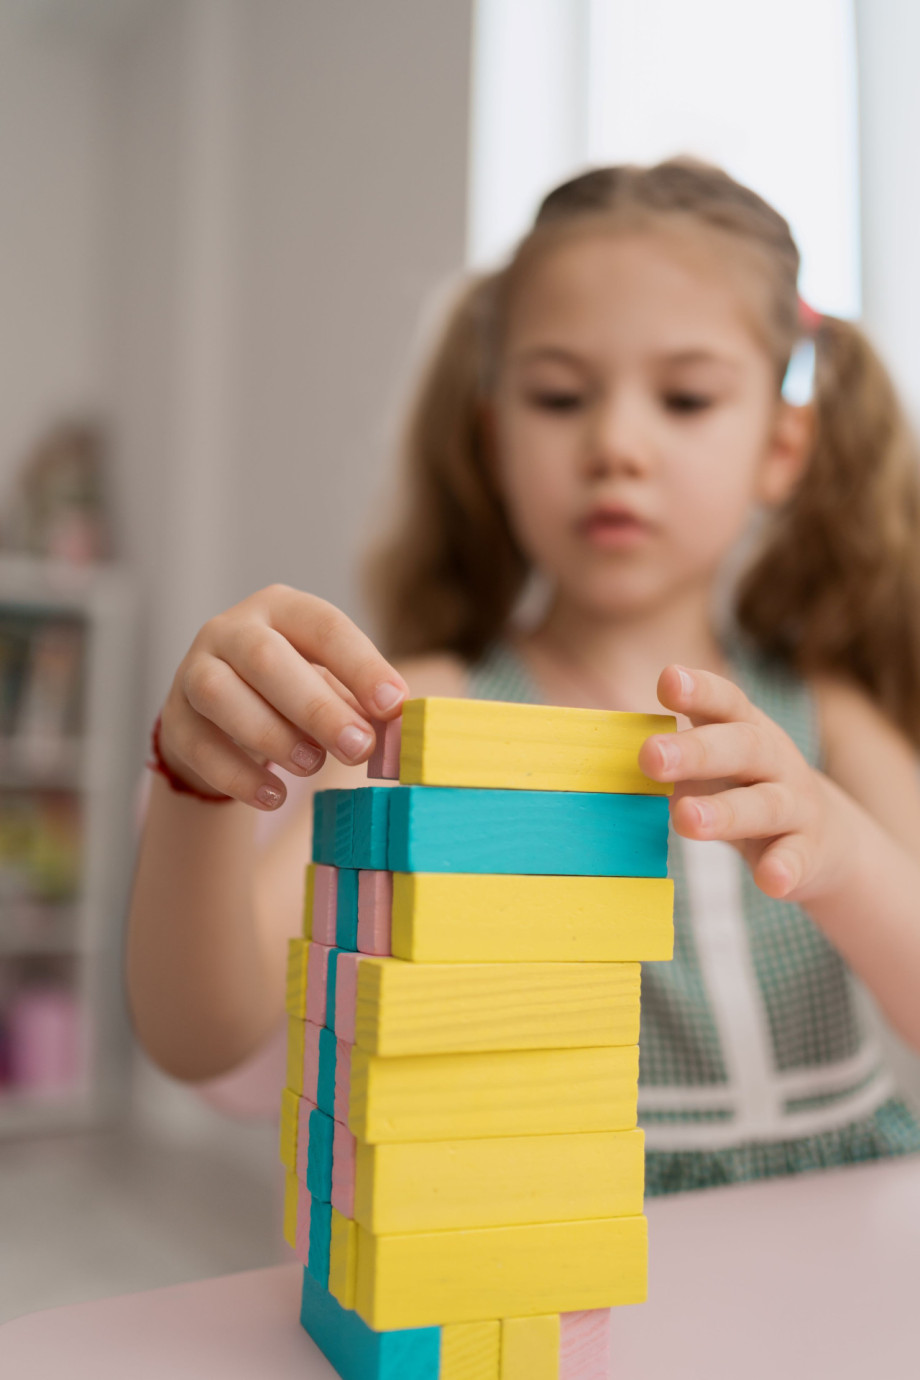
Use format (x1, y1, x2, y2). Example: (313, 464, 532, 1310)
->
(147, 713, 234, 802)
(797, 296, 822, 335)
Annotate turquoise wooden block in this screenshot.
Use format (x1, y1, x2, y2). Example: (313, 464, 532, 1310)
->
(387, 786, 669, 877)
(306, 1107, 334, 1203)
(299, 1268, 441, 1380)
(317, 1025, 337, 1117)
(308, 1197, 332, 1286)
(336, 869, 360, 950)
(353, 789, 390, 870)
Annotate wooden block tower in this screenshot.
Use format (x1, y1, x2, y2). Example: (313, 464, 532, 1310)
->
(281, 697, 675, 1380)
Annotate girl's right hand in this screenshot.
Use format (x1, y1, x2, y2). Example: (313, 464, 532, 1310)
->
(157, 585, 408, 809)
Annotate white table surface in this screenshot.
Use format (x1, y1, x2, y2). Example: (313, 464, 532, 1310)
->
(3, 1156, 919, 1379)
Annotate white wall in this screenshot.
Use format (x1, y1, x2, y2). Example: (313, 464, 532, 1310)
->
(106, 0, 473, 735)
(0, 3, 107, 488)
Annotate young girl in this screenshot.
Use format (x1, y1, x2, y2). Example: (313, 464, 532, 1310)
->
(128, 158, 920, 1195)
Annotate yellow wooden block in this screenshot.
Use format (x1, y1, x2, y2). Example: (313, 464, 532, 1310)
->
(354, 1215, 647, 1330)
(354, 958, 640, 1056)
(283, 1170, 298, 1250)
(286, 1017, 306, 1096)
(399, 697, 675, 795)
(441, 1320, 501, 1379)
(501, 1315, 560, 1380)
(392, 872, 674, 963)
(279, 1086, 299, 1171)
(285, 938, 309, 1018)
(349, 1044, 639, 1143)
(328, 1208, 357, 1310)
(303, 862, 315, 940)
(353, 1128, 644, 1233)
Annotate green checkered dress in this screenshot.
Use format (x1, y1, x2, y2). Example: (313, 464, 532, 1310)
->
(468, 642, 920, 1196)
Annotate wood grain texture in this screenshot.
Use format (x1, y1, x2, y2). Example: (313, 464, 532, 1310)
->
(441, 1320, 501, 1379)
(279, 1086, 299, 1171)
(399, 697, 674, 795)
(334, 952, 362, 1044)
(353, 1214, 648, 1330)
(305, 942, 331, 1026)
(558, 1310, 612, 1380)
(358, 870, 394, 956)
(391, 872, 673, 964)
(500, 1315, 560, 1380)
(354, 958, 640, 1056)
(286, 938, 309, 1017)
(352, 1128, 644, 1233)
(306, 1107, 335, 1203)
(348, 1044, 639, 1143)
(387, 787, 669, 877)
(335, 1038, 352, 1124)
(331, 1119, 357, 1218)
(328, 1207, 358, 1310)
(336, 868, 360, 951)
(310, 863, 339, 946)
(299, 1267, 441, 1380)
(286, 1018, 306, 1097)
(295, 1095, 317, 1181)
(367, 716, 402, 780)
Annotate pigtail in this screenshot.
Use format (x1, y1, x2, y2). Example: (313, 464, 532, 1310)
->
(736, 315, 920, 745)
(365, 274, 528, 660)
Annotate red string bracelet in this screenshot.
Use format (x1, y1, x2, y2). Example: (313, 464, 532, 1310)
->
(148, 713, 234, 803)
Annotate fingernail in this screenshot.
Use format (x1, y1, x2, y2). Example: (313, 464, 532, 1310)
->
(338, 724, 373, 760)
(692, 799, 715, 831)
(676, 666, 694, 696)
(655, 736, 680, 771)
(373, 681, 406, 714)
(256, 784, 284, 810)
(291, 741, 324, 772)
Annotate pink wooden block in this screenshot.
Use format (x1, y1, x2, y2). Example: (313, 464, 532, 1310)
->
(294, 1183, 312, 1267)
(331, 1120, 356, 1218)
(559, 1309, 612, 1380)
(366, 716, 402, 780)
(334, 1038, 352, 1125)
(302, 1021, 322, 1103)
(311, 865, 339, 945)
(333, 953, 361, 1045)
(295, 1096, 318, 1181)
(357, 871, 393, 956)
(305, 942, 331, 1026)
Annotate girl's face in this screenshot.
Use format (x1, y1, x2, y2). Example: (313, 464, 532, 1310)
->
(492, 230, 804, 619)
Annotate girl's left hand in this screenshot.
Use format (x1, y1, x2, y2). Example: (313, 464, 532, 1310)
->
(638, 665, 852, 903)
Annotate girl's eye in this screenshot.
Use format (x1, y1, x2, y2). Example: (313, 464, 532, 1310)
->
(663, 392, 713, 414)
(529, 390, 586, 413)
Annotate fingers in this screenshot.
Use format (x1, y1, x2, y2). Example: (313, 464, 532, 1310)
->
(161, 696, 290, 810)
(217, 623, 379, 765)
(640, 720, 782, 787)
(672, 781, 800, 846)
(266, 588, 408, 721)
(184, 652, 327, 777)
(656, 665, 762, 728)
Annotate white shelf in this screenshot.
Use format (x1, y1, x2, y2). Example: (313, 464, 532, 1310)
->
(0, 556, 137, 1136)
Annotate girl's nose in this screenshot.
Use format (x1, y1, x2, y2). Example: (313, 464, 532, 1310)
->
(586, 396, 651, 479)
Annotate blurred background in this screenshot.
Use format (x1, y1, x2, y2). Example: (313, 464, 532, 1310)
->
(0, 0, 918, 1325)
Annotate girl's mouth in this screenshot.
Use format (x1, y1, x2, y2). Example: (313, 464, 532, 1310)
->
(579, 506, 652, 549)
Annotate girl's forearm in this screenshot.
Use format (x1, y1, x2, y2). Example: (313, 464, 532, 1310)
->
(126, 774, 283, 1081)
(803, 781, 920, 1053)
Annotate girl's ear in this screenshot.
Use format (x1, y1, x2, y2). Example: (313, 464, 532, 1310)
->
(757, 401, 815, 507)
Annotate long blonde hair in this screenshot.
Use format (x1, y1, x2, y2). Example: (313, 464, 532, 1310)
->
(366, 159, 920, 744)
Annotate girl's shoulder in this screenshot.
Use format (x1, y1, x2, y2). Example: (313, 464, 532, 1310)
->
(394, 652, 470, 699)
(811, 672, 920, 848)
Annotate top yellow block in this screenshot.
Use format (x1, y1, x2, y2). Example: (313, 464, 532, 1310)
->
(399, 697, 675, 795)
